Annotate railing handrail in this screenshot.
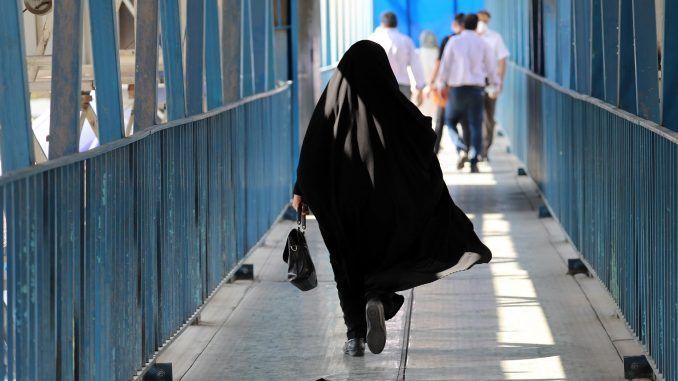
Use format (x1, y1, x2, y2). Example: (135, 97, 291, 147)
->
(0, 82, 292, 186)
(509, 62, 678, 144)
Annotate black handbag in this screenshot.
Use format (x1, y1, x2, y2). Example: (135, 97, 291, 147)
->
(282, 204, 317, 291)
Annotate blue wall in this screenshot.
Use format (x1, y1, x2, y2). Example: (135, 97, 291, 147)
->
(372, 0, 485, 47)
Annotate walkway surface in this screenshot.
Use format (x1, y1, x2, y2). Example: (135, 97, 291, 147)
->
(156, 134, 646, 381)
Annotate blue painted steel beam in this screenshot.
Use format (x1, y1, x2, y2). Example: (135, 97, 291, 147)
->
(250, 0, 267, 93)
(186, 0, 205, 116)
(222, 0, 242, 103)
(556, 0, 572, 89)
(266, 0, 276, 90)
(0, 0, 34, 172)
(133, 0, 159, 130)
(241, 0, 255, 97)
(601, 0, 619, 105)
(290, 0, 300, 172)
(663, 0, 678, 131)
(205, 0, 224, 109)
(632, 0, 660, 123)
(618, 0, 637, 113)
(49, 0, 84, 159)
(590, 0, 605, 99)
(160, 0, 186, 120)
(89, 0, 125, 143)
(573, 0, 591, 94)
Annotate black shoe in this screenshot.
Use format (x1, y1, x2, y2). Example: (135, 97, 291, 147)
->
(384, 293, 405, 321)
(343, 338, 365, 357)
(470, 163, 479, 173)
(366, 298, 386, 354)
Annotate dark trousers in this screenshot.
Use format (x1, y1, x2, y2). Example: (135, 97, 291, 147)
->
(482, 95, 497, 157)
(445, 86, 484, 164)
(434, 106, 469, 154)
(328, 253, 401, 339)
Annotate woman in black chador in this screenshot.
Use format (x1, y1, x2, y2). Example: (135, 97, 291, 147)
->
(292, 40, 492, 356)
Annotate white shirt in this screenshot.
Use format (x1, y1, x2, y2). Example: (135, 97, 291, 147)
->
(436, 30, 499, 88)
(368, 27, 426, 89)
(480, 28, 510, 61)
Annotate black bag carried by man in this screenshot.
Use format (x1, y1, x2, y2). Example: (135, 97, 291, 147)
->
(282, 204, 317, 291)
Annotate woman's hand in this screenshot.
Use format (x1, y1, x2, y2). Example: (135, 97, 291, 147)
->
(292, 194, 306, 214)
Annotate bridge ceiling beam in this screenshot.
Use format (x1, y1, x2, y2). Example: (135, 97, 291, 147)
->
(134, 0, 159, 130)
(88, 0, 125, 143)
(49, 0, 84, 159)
(0, 0, 35, 172)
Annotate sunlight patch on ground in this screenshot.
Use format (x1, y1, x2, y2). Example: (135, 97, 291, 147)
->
(485, 212, 566, 379)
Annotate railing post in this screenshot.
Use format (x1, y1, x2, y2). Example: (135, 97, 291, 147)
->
(134, 0, 160, 130)
(160, 0, 186, 120)
(0, 0, 35, 172)
(222, 0, 242, 103)
(205, 0, 224, 109)
(617, 0, 637, 113)
(290, 0, 300, 169)
(601, 0, 619, 105)
(88, 0, 125, 143)
(186, 0, 205, 116)
(241, 0, 255, 97)
(49, 0, 84, 159)
(572, 0, 591, 95)
(663, 0, 678, 131)
(590, 0, 605, 99)
(631, 0, 660, 123)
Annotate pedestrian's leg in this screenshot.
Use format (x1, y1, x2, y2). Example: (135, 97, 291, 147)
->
(327, 253, 367, 340)
(445, 88, 467, 153)
(466, 88, 485, 170)
(433, 106, 445, 154)
(482, 95, 497, 158)
(459, 116, 471, 154)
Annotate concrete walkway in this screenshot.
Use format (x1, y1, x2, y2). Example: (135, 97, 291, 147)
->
(156, 134, 645, 380)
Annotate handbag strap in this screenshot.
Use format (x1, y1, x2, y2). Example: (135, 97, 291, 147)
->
(297, 203, 307, 232)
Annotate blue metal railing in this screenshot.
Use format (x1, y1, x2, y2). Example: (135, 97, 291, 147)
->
(1, 85, 293, 381)
(499, 63, 678, 380)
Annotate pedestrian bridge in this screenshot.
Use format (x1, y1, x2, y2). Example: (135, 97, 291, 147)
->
(0, 1, 675, 380)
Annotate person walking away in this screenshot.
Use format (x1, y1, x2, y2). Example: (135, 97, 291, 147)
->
(430, 14, 470, 164)
(292, 41, 492, 356)
(477, 10, 509, 161)
(369, 12, 426, 105)
(436, 14, 500, 173)
(417, 30, 439, 117)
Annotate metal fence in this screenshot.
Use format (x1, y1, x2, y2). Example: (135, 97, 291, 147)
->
(500, 63, 678, 380)
(1, 85, 293, 381)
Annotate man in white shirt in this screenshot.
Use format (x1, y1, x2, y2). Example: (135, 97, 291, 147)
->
(478, 10, 510, 160)
(436, 14, 500, 173)
(369, 12, 426, 105)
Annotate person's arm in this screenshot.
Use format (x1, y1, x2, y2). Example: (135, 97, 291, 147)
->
(436, 41, 453, 90)
(408, 40, 426, 90)
(484, 42, 500, 89)
(498, 58, 507, 83)
(495, 33, 510, 90)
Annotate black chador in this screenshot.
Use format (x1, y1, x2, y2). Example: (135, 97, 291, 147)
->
(294, 40, 492, 343)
